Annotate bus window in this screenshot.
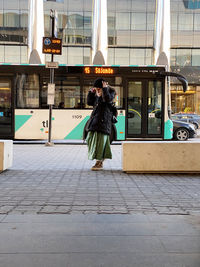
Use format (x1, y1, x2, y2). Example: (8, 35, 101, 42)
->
(127, 81, 142, 135)
(15, 74, 39, 108)
(148, 81, 162, 135)
(82, 76, 123, 109)
(114, 85, 123, 108)
(55, 84, 81, 108)
(41, 77, 81, 109)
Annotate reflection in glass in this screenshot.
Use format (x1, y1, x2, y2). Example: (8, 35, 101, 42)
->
(15, 74, 39, 108)
(148, 81, 162, 135)
(127, 81, 142, 135)
(176, 49, 191, 66)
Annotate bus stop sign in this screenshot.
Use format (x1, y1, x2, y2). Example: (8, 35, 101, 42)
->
(42, 37, 62, 55)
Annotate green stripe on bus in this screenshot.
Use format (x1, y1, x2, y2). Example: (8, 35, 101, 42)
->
(115, 115, 125, 140)
(164, 119, 173, 140)
(65, 115, 126, 140)
(15, 115, 32, 132)
(64, 116, 90, 140)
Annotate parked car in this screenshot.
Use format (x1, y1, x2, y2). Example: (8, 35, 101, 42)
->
(172, 120, 196, 141)
(172, 113, 200, 129)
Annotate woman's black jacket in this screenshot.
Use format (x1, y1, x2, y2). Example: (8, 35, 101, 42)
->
(87, 87, 115, 135)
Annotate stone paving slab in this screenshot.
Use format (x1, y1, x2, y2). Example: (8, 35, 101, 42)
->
(0, 214, 199, 267)
(0, 144, 199, 215)
(1, 253, 200, 267)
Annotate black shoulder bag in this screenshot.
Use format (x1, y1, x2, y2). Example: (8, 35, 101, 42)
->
(110, 102, 118, 124)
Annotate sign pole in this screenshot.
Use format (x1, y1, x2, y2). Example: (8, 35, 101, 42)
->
(46, 10, 55, 146)
(42, 10, 61, 146)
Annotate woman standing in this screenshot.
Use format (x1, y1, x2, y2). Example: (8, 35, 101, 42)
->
(86, 78, 116, 171)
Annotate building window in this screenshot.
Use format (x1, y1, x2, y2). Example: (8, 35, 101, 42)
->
(68, 47, 83, 64)
(194, 13, 200, 30)
(192, 49, 200, 66)
(115, 48, 130, 65)
(130, 48, 152, 65)
(4, 11, 20, 28)
(178, 13, 193, 31)
(171, 49, 192, 66)
(131, 13, 146, 30)
(116, 12, 130, 30)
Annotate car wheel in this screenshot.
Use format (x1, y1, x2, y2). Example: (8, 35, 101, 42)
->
(174, 128, 189, 141)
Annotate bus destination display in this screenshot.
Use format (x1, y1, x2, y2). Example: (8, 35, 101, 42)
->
(84, 67, 114, 75)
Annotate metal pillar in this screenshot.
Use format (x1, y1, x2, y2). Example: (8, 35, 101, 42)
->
(46, 10, 56, 147)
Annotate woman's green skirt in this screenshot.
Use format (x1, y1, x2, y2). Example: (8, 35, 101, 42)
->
(86, 131, 112, 160)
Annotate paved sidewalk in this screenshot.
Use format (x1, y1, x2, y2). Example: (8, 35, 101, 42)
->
(0, 144, 200, 215)
(0, 213, 200, 267)
(0, 144, 200, 267)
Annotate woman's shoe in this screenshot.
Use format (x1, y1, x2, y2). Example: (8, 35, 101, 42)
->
(91, 160, 103, 171)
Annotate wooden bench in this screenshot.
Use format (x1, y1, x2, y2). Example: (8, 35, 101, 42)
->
(122, 141, 200, 173)
(0, 140, 13, 172)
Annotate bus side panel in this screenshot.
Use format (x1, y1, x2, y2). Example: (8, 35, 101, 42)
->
(15, 109, 91, 140)
(15, 109, 126, 140)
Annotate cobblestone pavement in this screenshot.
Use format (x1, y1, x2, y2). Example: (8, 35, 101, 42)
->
(0, 144, 200, 215)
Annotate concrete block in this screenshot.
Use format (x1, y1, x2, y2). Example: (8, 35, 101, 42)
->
(0, 140, 13, 171)
(122, 141, 200, 173)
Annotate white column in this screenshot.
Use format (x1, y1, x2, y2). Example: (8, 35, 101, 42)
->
(91, 0, 108, 65)
(28, 0, 45, 64)
(153, 0, 170, 68)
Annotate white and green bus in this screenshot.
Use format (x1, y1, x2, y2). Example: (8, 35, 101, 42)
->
(0, 64, 187, 141)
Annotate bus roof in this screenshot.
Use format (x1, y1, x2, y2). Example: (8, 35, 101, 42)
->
(0, 63, 165, 68)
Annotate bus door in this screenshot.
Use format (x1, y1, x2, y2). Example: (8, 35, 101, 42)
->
(0, 78, 14, 139)
(126, 79, 164, 139)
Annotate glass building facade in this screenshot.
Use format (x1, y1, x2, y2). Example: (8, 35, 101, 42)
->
(1, 0, 200, 113)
